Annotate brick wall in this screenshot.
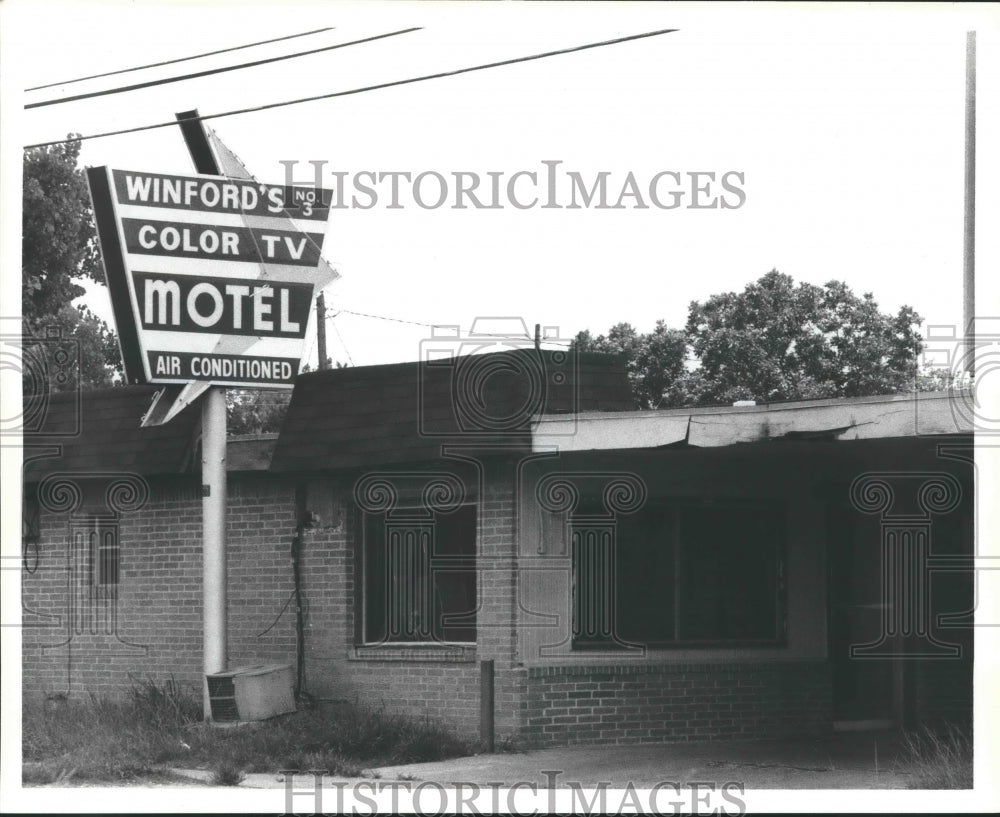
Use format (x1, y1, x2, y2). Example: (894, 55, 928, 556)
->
(472, 456, 525, 742)
(288, 455, 524, 745)
(287, 477, 487, 741)
(523, 661, 832, 747)
(23, 465, 839, 750)
(21, 463, 517, 744)
(22, 475, 299, 704)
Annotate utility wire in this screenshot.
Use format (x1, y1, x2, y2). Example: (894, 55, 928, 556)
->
(332, 307, 442, 329)
(26, 28, 420, 109)
(330, 308, 574, 346)
(24, 27, 678, 149)
(256, 590, 296, 637)
(327, 313, 356, 366)
(25, 27, 335, 92)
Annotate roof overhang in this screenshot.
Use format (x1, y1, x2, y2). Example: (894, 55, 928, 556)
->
(531, 391, 974, 453)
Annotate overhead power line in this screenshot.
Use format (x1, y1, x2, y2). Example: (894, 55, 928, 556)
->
(25, 28, 336, 92)
(327, 314, 356, 367)
(24, 27, 678, 150)
(330, 308, 574, 346)
(331, 308, 441, 329)
(26, 28, 421, 109)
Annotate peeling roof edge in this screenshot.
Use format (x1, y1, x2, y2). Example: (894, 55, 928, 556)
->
(538, 390, 968, 423)
(532, 391, 974, 453)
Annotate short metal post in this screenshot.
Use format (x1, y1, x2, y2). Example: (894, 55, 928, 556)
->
(480, 659, 495, 752)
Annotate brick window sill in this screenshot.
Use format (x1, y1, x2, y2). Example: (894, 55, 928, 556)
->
(349, 644, 476, 662)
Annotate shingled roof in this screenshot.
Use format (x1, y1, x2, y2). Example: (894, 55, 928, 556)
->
(270, 350, 633, 472)
(23, 386, 200, 481)
(19, 351, 632, 478)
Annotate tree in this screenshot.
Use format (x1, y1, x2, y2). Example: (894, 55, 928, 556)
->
(686, 271, 923, 404)
(573, 320, 686, 408)
(575, 270, 925, 409)
(226, 360, 349, 434)
(23, 138, 122, 390)
(227, 389, 293, 436)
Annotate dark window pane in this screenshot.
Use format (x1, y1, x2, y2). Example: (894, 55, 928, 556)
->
(364, 505, 477, 644)
(363, 514, 388, 642)
(678, 505, 781, 641)
(571, 500, 784, 648)
(572, 525, 616, 643)
(100, 528, 119, 585)
(615, 509, 675, 643)
(89, 522, 119, 586)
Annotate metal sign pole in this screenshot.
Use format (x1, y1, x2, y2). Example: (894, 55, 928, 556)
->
(201, 386, 228, 717)
(175, 110, 229, 719)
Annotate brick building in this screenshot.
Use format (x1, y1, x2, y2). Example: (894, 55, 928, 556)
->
(21, 350, 975, 746)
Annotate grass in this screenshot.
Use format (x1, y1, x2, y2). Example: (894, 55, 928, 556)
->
(897, 723, 973, 789)
(210, 761, 246, 786)
(23, 678, 474, 785)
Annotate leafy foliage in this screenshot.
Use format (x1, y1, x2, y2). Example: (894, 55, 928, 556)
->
(574, 320, 686, 409)
(227, 389, 293, 436)
(574, 270, 927, 408)
(22, 138, 122, 390)
(226, 361, 348, 434)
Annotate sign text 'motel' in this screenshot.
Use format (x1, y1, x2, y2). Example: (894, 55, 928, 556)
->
(87, 167, 334, 388)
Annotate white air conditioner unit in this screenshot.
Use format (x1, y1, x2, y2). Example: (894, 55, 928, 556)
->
(206, 663, 296, 722)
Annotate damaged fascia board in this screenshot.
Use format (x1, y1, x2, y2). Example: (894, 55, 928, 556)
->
(531, 392, 972, 453)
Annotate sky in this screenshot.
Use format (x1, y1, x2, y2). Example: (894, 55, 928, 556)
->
(4, 1, 999, 371)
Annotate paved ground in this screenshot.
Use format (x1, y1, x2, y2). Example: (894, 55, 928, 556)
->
(171, 731, 915, 789)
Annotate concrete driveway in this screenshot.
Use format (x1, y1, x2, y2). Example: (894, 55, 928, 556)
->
(366, 732, 913, 789)
(172, 731, 917, 790)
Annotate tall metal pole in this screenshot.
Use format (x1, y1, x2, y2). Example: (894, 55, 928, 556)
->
(963, 31, 976, 378)
(175, 110, 229, 719)
(201, 388, 228, 702)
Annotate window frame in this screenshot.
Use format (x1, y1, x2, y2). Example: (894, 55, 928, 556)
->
(358, 500, 478, 647)
(82, 513, 121, 590)
(571, 498, 787, 650)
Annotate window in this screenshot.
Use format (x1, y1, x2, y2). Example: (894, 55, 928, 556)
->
(573, 501, 785, 647)
(362, 504, 476, 644)
(84, 516, 120, 587)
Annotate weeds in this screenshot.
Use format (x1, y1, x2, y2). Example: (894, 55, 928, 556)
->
(23, 679, 473, 785)
(23, 676, 198, 782)
(898, 723, 972, 789)
(210, 760, 245, 786)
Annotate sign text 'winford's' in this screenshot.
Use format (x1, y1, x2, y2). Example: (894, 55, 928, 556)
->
(113, 169, 330, 219)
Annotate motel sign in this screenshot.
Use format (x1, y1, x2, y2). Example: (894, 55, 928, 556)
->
(87, 166, 335, 388)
